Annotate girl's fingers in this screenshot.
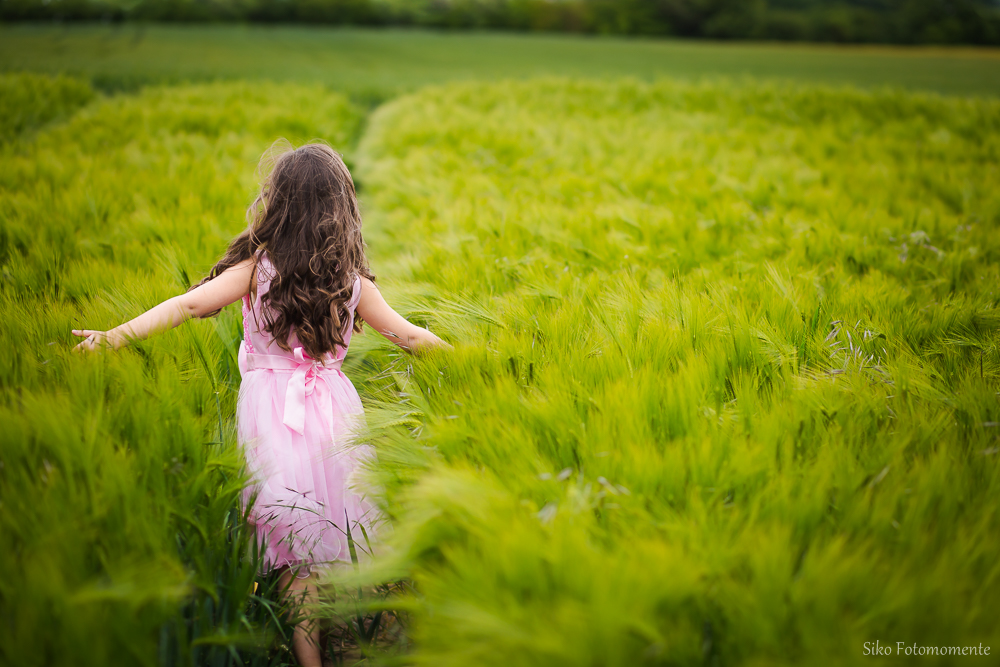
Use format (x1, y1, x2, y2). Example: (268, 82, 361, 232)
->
(72, 330, 104, 352)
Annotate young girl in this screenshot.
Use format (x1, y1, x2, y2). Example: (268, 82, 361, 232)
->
(73, 142, 448, 667)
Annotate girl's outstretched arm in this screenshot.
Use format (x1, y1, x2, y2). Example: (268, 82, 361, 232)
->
(73, 259, 255, 352)
(356, 278, 451, 353)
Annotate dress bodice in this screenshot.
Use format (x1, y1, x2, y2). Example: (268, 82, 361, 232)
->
(240, 252, 362, 365)
(237, 252, 363, 436)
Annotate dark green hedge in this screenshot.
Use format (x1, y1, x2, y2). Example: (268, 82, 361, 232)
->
(3, 0, 999, 46)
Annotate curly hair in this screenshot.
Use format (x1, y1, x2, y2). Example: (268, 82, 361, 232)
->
(193, 141, 375, 359)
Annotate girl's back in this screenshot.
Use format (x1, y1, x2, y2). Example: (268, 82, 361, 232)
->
(240, 251, 361, 366)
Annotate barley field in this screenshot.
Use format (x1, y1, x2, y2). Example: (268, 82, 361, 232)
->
(1, 28, 999, 667)
(353, 79, 1000, 665)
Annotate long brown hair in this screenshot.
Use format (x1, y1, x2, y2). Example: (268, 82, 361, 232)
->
(194, 141, 375, 359)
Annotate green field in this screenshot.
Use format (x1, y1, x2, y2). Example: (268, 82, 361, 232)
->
(358, 79, 1000, 665)
(2, 25, 1000, 97)
(2, 26, 1000, 667)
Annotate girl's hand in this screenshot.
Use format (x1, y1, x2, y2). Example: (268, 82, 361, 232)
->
(72, 329, 120, 352)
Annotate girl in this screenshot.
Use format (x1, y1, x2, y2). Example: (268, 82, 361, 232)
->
(73, 142, 448, 667)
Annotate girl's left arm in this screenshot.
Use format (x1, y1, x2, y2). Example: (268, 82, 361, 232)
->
(73, 259, 255, 352)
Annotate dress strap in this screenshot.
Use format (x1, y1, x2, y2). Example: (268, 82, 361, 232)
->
(349, 275, 363, 310)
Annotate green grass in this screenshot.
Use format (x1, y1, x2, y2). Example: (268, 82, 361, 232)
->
(2, 46, 1000, 667)
(0, 71, 93, 143)
(347, 78, 1000, 665)
(2, 25, 1000, 97)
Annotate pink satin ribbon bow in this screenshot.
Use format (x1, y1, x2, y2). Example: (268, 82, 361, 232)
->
(239, 345, 343, 435)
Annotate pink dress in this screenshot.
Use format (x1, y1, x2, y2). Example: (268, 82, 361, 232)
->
(236, 252, 380, 578)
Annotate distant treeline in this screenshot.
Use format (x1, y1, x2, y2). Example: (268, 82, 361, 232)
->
(3, 0, 1000, 45)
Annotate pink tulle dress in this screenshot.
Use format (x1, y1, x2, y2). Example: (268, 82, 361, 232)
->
(236, 252, 380, 579)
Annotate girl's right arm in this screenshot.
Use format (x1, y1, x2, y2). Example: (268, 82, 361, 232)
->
(73, 259, 255, 351)
(356, 278, 450, 353)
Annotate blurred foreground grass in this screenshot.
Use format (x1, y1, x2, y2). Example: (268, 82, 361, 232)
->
(1, 25, 1000, 97)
